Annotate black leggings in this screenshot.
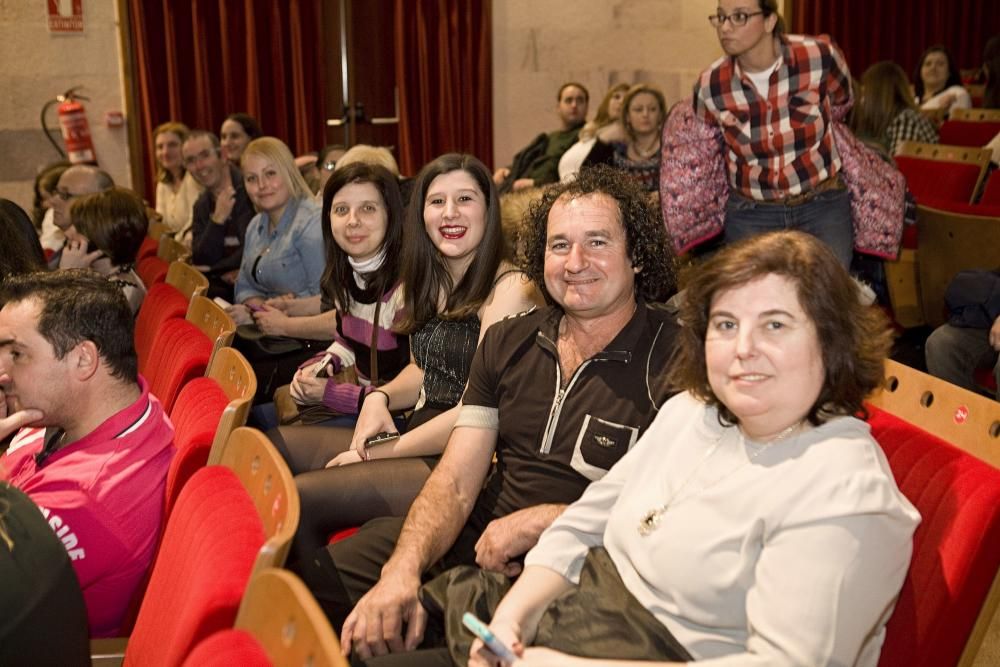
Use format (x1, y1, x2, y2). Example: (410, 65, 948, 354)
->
(267, 422, 438, 568)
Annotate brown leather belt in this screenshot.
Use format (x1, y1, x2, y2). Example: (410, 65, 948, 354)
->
(761, 174, 846, 207)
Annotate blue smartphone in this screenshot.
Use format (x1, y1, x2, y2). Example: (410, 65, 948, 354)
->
(462, 612, 518, 663)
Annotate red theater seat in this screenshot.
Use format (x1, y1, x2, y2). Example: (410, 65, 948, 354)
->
(182, 569, 347, 667)
(135, 282, 188, 377)
(165, 347, 256, 517)
(123, 467, 266, 667)
(137, 255, 169, 289)
(938, 120, 1000, 148)
(868, 360, 1000, 666)
(146, 318, 213, 415)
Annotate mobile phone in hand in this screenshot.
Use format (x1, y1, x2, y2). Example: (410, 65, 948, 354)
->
(462, 612, 517, 663)
(363, 431, 400, 448)
(312, 353, 334, 377)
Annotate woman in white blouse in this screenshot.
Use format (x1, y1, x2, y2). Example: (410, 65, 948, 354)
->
(152, 121, 202, 243)
(470, 231, 920, 667)
(913, 45, 971, 114)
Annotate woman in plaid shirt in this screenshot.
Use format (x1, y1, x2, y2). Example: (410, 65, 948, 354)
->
(694, 0, 855, 267)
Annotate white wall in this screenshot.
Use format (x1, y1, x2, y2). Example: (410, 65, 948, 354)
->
(491, 0, 723, 168)
(0, 1, 132, 213)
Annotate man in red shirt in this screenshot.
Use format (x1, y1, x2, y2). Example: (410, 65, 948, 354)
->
(0, 270, 174, 637)
(694, 0, 854, 266)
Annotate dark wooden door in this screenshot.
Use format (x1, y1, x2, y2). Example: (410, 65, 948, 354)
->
(321, 0, 400, 160)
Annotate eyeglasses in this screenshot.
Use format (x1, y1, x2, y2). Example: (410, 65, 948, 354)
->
(322, 160, 337, 172)
(708, 10, 764, 27)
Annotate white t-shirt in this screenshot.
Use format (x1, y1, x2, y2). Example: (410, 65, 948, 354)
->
(918, 84, 972, 113)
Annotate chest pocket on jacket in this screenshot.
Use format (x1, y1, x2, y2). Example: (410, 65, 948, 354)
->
(570, 415, 639, 481)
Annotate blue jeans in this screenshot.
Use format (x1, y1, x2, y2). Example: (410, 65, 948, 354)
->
(724, 186, 853, 268)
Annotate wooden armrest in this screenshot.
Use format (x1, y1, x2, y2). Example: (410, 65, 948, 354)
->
(90, 637, 128, 666)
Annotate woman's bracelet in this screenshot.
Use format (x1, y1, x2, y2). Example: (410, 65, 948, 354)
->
(368, 388, 391, 407)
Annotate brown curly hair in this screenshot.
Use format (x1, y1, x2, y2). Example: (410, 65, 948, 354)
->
(518, 164, 676, 305)
(668, 231, 893, 426)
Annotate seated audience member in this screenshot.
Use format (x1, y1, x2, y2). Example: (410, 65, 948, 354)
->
(182, 130, 255, 299)
(267, 153, 540, 563)
(334, 145, 413, 205)
(493, 82, 589, 193)
(317, 143, 348, 192)
(0, 199, 46, 271)
(559, 82, 630, 182)
(853, 61, 939, 156)
(33, 161, 72, 253)
(251, 163, 410, 429)
(152, 121, 202, 242)
(584, 83, 667, 192)
(926, 269, 1000, 400)
(299, 165, 679, 663)
(297, 153, 323, 194)
(983, 34, 1000, 109)
(0, 480, 89, 666)
(48, 165, 114, 269)
(913, 45, 972, 113)
(60, 188, 149, 315)
(220, 112, 263, 166)
(0, 270, 175, 637)
(467, 231, 919, 667)
(227, 137, 325, 325)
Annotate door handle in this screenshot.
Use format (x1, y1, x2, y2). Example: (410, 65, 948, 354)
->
(326, 105, 350, 127)
(370, 88, 400, 126)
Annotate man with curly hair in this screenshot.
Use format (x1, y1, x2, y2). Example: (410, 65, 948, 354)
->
(299, 166, 681, 664)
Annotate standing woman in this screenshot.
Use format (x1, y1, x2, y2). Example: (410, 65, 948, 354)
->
(152, 122, 202, 241)
(220, 112, 263, 166)
(268, 153, 541, 563)
(694, 0, 855, 267)
(853, 61, 939, 156)
(228, 137, 325, 325)
(913, 45, 972, 114)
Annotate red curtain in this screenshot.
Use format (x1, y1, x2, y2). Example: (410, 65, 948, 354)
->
(127, 0, 326, 199)
(790, 1, 1000, 81)
(394, 0, 493, 176)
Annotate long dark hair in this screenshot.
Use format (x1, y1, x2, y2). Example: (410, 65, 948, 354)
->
(913, 45, 963, 101)
(320, 163, 404, 311)
(397, 153, 504, 333)
(0, 199, 46, 280)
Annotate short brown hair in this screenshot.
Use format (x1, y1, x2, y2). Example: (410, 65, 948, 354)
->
(668, 231, 892, 426)
(70, 188, 149, 267)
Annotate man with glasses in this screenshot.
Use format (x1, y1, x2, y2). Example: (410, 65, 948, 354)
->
(49, 165, 114, 269)
(694, 0, 855, 267)
(182, 130, 255, 299)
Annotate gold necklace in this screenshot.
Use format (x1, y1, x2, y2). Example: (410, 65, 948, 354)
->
(637, 421, 801, 537)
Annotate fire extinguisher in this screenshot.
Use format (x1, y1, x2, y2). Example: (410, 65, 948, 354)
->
(42, 86, 97, 164)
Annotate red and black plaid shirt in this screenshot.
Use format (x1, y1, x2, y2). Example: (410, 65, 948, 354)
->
(694, 34, 852, 201)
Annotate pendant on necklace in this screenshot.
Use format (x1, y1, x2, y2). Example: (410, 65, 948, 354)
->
(638, 505, 667, 537)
